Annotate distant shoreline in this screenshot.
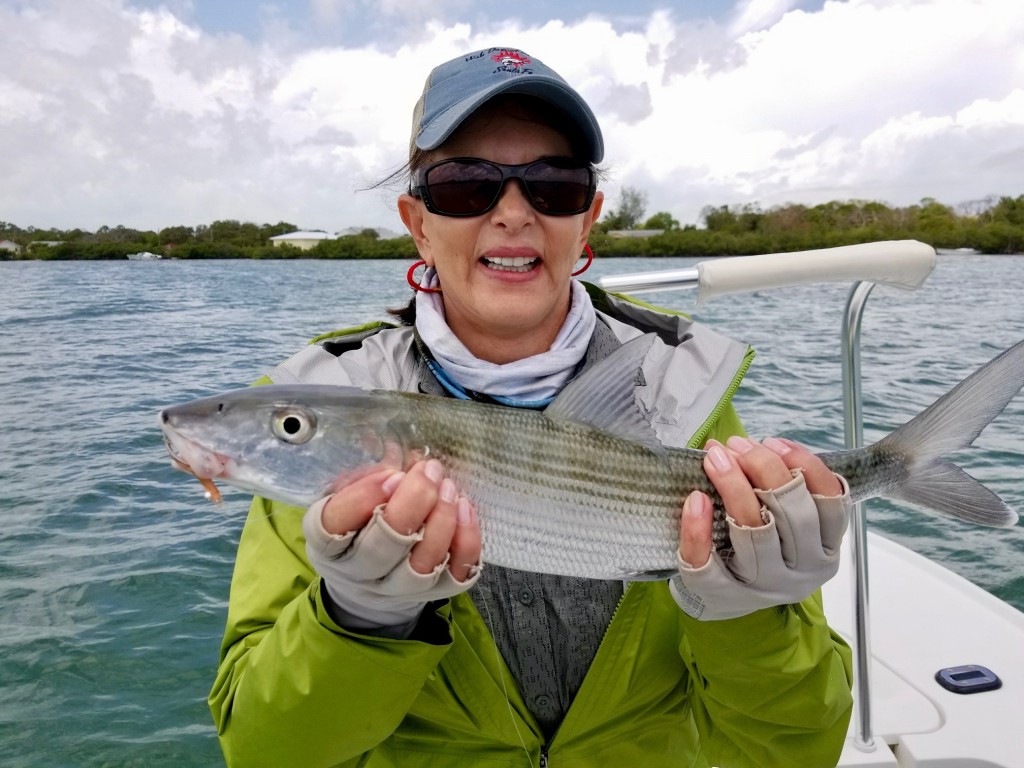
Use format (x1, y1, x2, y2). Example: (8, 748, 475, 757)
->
(5, 193, 1024, 259)
(4, 250, 1024, 263)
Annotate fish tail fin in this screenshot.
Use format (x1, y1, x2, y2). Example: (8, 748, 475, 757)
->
(877, 339, 1024, 527)
(889, 460, 1013, 526)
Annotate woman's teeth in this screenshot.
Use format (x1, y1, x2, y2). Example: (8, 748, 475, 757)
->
(484, 256, 537, 272)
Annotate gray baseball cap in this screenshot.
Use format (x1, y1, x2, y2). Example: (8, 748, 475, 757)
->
(410, 47, 604, 163)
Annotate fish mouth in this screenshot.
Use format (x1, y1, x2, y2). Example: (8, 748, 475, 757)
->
(161, 426, 230, 504)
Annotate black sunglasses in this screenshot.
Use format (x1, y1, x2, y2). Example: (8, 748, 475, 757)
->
(410, 157, 597, 217)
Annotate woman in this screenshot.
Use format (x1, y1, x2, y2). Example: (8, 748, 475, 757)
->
(210, 47, 853, 767)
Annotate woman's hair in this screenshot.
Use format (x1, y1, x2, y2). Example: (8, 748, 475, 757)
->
(384, 93, 600, 326)
(373, 145, 435, 325)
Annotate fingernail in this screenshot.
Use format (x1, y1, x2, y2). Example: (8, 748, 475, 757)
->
(424, 459, 444, 484)
(707, 443, 732, 472)
(685, 491, 708, 517)
(457, 498, 472, 525)
(381, 471, 405, 495)
(440, 478, 457, 503)
(726, 435, 755, 453)
(762, 437, 792, 456)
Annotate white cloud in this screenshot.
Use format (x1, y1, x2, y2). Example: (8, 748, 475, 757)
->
(1, 0, 1023, 233)
(730, 0, 803, 34)
(596, 0, 1024, 221)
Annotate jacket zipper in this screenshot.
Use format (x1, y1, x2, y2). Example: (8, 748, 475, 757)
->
(600, 283, 756, 449)
(688, 345, 755, 448)
(537, 584, 633, 768)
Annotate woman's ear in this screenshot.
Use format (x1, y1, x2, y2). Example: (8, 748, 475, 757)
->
(579, 190, 604, 246)
(398, 193, 434, 265)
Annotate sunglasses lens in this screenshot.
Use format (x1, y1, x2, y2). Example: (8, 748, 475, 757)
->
(523, 161, 593, 214)
(424, 160, 502, 215)
(420, 159, 594, 216)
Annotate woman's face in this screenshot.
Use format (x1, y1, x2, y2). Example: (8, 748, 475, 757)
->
(399, 103, 603, 363)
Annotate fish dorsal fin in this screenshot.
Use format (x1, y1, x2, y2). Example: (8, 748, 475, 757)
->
(545, 333, 665, 453)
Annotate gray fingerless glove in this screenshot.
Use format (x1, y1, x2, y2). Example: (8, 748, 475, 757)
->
(670, 470, 850, 621)
(303, 497, 481, 639)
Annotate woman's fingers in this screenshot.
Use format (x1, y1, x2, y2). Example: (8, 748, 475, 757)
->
(381, 459, 444, 535)
(679, 491, 713, 568)
(705, 435, 842, 519)
(382, 459, 482, 577)
(763, 437, 843, 496)
(320, 468, 396, 535)
(723, 435, 841, 497)
(702, 439, 767, 528)
(408, 477, 459, 574)
(725, 435, 793, 488)
(448, 499, 482, 582)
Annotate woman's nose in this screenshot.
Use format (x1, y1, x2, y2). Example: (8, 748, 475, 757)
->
(489, 179, 535, 225)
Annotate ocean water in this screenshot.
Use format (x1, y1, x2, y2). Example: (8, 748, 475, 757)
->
(0, 254, 1022, 766)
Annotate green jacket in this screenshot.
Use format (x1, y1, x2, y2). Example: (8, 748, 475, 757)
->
(209, 290, 853, 767)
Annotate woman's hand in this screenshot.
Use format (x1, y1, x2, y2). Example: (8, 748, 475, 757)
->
(303, 458, 483, 637)
(672, 436, 850, 621)
(320, 459, 481, 581)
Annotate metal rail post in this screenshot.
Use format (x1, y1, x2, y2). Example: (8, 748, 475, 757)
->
(842, 281, 877, 752)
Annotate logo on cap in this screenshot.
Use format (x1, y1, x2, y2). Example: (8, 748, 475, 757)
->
(491, 50, 532, 73)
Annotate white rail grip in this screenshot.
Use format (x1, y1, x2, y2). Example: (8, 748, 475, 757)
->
(696, 240, 936, 304)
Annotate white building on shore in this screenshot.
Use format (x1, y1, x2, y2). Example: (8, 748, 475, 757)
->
(268, 231, 335, 250)
(269, 228, 405, 250)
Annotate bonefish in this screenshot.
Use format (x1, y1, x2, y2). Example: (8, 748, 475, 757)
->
(159, 335, 1022, 580)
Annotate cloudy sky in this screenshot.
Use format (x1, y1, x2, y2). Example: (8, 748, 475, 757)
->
(2, 0, 1023, 234)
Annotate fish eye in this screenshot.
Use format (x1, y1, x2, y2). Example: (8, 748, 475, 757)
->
(271, 407, 316, 444)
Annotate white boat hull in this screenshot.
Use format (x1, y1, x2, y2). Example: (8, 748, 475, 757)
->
(825, 531, 1024, 767)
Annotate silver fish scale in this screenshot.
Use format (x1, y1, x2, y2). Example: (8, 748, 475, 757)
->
(399, 393, 717, 578)
(816, 446, 909, 503)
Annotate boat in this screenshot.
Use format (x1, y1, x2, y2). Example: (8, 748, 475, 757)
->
(599, 242, 1024, 767)
(126, 251, 163, 260)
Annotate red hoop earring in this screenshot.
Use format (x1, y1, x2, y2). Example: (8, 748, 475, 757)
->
(407, 260, 442, 293)
(571, 244, 594, 277)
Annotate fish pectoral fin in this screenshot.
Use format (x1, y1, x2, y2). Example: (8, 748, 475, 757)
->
(890, 459, 1018, 527)
(545, 333, 665, 454)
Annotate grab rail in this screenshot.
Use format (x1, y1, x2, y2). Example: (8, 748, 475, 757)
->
(597, 240, 935, 302)
(598, 240, 938, 751)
